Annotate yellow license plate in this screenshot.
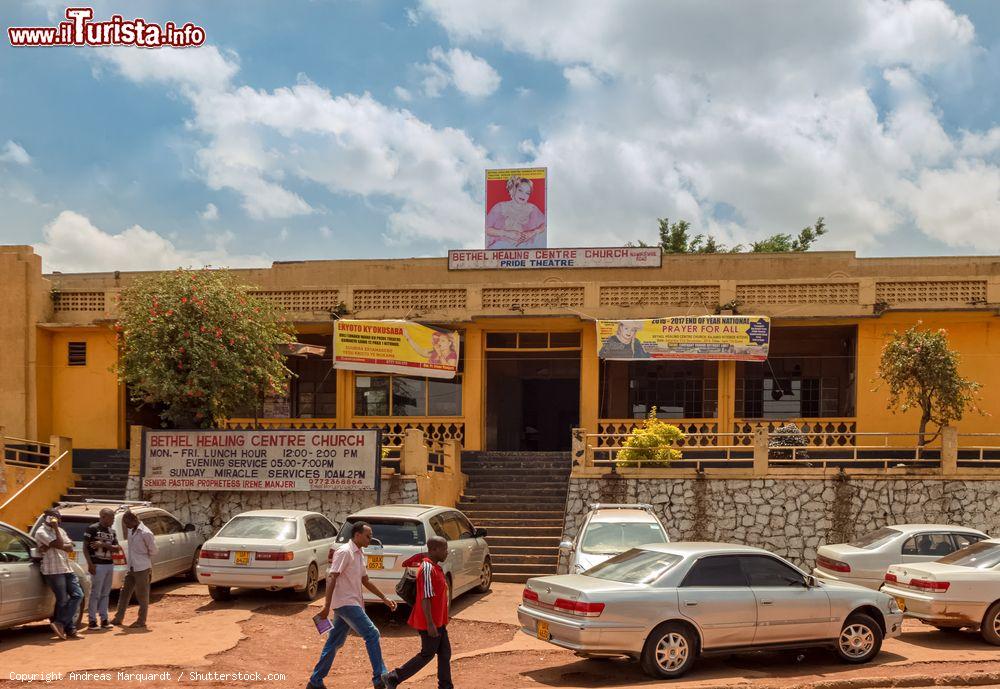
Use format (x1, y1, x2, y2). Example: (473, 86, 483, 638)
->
(537, 620, 550, 641)
(895, 597, 906, 612)
(235, 551, 250, 566)
(366, 555, 384, 570)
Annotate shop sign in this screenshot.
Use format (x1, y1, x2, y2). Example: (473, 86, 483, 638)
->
(334, 319, 459, 379)
(597, 316, 771, 361)
(448, 247, 661, 270)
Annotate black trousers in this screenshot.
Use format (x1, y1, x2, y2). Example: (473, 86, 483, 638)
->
(393, 625, 452, 689)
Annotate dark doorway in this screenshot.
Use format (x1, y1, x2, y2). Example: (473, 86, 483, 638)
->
(485, 350, 580, 451)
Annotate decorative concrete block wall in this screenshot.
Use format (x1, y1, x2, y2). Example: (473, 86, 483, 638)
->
(565, 477, 1000, 570)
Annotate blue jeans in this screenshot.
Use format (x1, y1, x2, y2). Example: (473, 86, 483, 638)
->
(88, 564, 114, 622)
(44, 572, 83, 634)
(310, 605, 386, 688)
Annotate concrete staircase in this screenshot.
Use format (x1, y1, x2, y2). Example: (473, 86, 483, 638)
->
(458, 451, 571, 584)
(61, 449, 130, 503)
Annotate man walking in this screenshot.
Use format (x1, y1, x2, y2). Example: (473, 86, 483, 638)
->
(111, 511, 156, 629)
(34, 508, 84, 639)
(381, 536, 452, 689)
(83, 507, 120, 630)
(308, 521, 397, 689)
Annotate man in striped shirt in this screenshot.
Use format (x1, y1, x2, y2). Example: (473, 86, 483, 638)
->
(382, 536, 452, 689)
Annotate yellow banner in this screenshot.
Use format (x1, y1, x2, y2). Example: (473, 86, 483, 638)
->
(597, 316, 770, 361)
(334, 320, 459, 379)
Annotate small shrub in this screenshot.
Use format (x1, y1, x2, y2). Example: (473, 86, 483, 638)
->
(616, 408, 684, 467)
(769, 423, 809, 460)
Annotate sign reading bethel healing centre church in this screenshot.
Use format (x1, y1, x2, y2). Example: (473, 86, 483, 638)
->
(449, 247, 662, 270)
(142, 429, 380, 492)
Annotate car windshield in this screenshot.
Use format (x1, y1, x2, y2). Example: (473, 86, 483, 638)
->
(584, 548, 682, 585)
(218, 516, 297, 540)
(848, 527, 902, 549)
(581, 521, 668, 555)
(937, 542, 1000, 569)
(56, 517, 98, 542)
(336, 518, 426, 547)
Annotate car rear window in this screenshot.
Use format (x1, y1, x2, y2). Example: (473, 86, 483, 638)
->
(937, 542, 1000, 569)
(848, 527, 902, 549)
(58, 517, 98, 542)
(336, 518, 426, 546)
(581, 521, 668, 555)
(584, 548, 682, 585)
(218, 516, 297, 540)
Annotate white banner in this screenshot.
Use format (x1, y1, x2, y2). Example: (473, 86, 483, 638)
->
(448, 247, 662, 270)
(142, 429, 379, 491)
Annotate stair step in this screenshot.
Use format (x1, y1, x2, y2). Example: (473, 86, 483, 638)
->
(493, 573, 536, 584)
(464, 482, 568, 490)
(489, 544, 562, 555)
(474, 519, 565, 528)
(458, 499, 566, 508)
(486, 530, 563, 541)
(461, 510, 564, 520)
(73, 479, 128, 489)
(492, 563, 558, 575)
(491, 554, 559, 566)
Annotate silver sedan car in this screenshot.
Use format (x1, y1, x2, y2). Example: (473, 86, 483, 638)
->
(518, 542, 903, 679)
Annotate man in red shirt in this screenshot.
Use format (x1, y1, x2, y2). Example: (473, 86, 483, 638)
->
(381, 536, 452, 689)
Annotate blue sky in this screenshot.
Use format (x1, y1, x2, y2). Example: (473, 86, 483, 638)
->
(2, 0, 999, 272)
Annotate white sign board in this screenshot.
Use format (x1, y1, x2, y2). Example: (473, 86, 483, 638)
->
(142, 429, 379, 492)
(448, 247, 662, 270)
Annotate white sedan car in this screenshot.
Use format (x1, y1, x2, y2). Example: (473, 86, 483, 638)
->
(196, 510, 339, 601)
(558, 503, 669, 574)
(882, 538, 1000, 644)
(813, 524, 988, 590)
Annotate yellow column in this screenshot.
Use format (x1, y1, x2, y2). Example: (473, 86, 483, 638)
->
(717, 361, 736, 441)
(580, 323, 599, 437)
(462, 326, 484, 450)
(336, 369, 352, 429)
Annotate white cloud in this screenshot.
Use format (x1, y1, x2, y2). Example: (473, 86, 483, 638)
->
(901, 160, 1000, 251)
(417, 47, 501, 98)
(1, 141, 31, 165)
(319, 225, 333, 238)
(393, 86, 413, 102)
(35, 211, 271, 272)
(563, 65, 601, 89)
(95, 45, 239, 92)
(200, 202, 219, 220)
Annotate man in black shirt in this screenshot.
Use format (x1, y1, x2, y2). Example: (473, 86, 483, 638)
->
(83, 508, 121, 630)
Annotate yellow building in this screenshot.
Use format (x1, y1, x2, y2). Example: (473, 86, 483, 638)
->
(3, 244, 999, 453)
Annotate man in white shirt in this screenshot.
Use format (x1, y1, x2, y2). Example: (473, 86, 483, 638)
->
(111, 511, 157, 629)
(34, 508, 84, 639)
(308, 521, 397, 689)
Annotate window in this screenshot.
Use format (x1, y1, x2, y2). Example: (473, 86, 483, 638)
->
(938, 542, 1000, 569)
(159, 514, 184, 534)
(449, 512, 475, 539)
(585, 548, 682, 584)
(485, 332, 582, 349)
(289, 350, 336, 418)
(0, 528, 33, 562)
(305, 517, 336, 541)
(336, 519, 425, 546)
(142, 515, 167, 536)
(681, 555, 748, 587)
(218, 516, 297, 540)
(68, 341, 87, 366)
(740, 555, 805, 587)
(848, 527, 901, 550)
(58, 517, 98, 542)
(600, 360, 718, 419)
(429, 516, 449, 540)
(355, 375, 462, 416)
(317, 517, 338, 540)
(436, 515, 464, 541)
(952, 533, 986, 550)
(902, 533, 955, 557)
(580, 521, 668, 555)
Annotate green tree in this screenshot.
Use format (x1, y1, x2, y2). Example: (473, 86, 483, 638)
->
(874, 325, 984, 446)
(634, 217, 826, 254)
(117, 268, 294, 428)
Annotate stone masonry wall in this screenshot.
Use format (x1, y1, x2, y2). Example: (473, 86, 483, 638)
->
(565, 477, 1000, 571)
(129, 475, 418, 539)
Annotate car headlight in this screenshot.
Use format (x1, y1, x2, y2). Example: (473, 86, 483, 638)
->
(888, 598, 901, 614)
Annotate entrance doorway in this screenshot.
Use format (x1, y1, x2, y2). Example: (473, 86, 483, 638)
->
(484, 332, 581, 451)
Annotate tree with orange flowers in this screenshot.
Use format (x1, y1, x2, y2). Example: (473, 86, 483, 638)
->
(117, 268, 293, 428)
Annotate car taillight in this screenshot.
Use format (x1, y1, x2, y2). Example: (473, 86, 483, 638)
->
(522, 588, 539, 603)
(910, 578, 950, 592)
(112, 550, 126, 566)
(199, 549, 231, 560)
(884, 572, 897, 583)
(255, 551, 294, 561)
(817, 555, 851, 573)
(554, 598, 605, 617)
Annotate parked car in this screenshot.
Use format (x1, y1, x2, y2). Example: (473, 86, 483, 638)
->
(0, 520, 92, 631)
(882, 537, 1000, 644)
(29, 501, 204, 590)
(558, 503, 669, 574)
(519, 542, 902, 679)
(196, 509, 339, 601)
(337, 504, 491, 605)
(813, 524, 989, 590)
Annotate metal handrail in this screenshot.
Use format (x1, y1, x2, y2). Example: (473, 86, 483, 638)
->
(0, 450, 70, 513)
(2, 435, 54, 447)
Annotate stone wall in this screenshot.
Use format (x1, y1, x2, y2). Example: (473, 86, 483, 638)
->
(565, 476, 1000, 570)
(132, 475, 418, 539)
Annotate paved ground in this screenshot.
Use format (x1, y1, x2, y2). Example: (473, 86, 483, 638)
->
(1, 580, 999, 688)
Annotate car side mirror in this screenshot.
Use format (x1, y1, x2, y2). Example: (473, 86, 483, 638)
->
(804, 574, 817, 588)
(474, 527, 487, 538)
(29, 547, 43, 562)
(559, 540, 573, 552)
(184, 523, 196, 532)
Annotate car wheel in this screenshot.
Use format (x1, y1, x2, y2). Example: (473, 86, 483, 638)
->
(296, 563, 320, 601)
(835, 614, 883, 664)
(473, 559, 492, 593)
(640, 622, 697, 679)
(186, 547, 201, 580)
(208, 585, 233, 602)
(981, 601, 1000, 646)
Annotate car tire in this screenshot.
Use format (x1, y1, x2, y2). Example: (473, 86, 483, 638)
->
(296, 563, 319, 601)
(186, 547, 201, 581)
(835, 613, 883, 664)
(208, 585, 233, 602)
(473, 559, 492, 594)
(640, 622, 697, 679)
(981, 601, 1000, 646)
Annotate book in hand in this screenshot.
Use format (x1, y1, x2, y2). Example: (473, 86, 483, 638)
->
(313, 614, 333, 635)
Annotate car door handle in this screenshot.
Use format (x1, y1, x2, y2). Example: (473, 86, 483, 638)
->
(683, 600, 698, 607)
(760, 600, 774, 605)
